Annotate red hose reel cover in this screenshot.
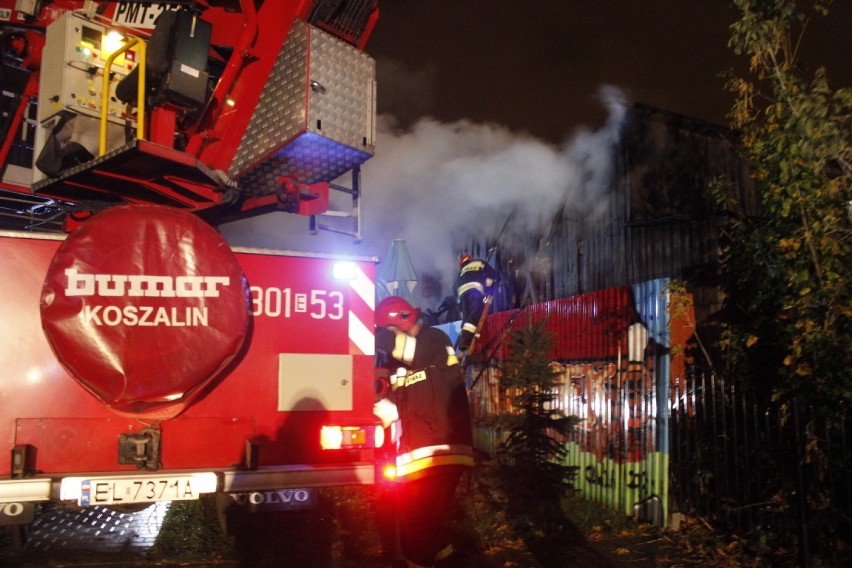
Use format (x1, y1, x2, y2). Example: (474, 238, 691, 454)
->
(40, 205, 250, 420)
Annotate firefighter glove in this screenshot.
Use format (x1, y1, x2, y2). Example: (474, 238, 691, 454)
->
(373, 398, 399, 428)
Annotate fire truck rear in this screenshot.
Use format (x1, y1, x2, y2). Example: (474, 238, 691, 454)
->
(0, 0, 383, 530)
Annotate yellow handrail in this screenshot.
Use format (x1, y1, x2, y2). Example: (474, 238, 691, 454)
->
(100, 37, 146, 156)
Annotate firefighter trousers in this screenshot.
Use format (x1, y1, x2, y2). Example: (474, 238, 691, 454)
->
(395, 467, 465, 567)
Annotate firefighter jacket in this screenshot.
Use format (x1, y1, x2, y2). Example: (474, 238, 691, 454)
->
(375, 326, 474, 481)
(456, 258, 499, 299)
(456, 258, 499, 340)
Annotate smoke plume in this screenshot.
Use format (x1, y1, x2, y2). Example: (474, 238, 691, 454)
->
(220, 86, 628, 307)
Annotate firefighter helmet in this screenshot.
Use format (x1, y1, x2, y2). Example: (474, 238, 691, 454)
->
(375, 296, 420, 332)
(459, 254, 472, 267)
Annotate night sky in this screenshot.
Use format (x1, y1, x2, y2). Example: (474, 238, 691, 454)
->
(222, 0, 851, 302)
(366, 0, 852, 143)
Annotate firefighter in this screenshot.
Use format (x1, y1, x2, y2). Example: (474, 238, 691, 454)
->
(373, 296, 475, 568)
(455, 254, 499, 353)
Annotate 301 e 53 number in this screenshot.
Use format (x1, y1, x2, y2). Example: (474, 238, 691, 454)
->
(250, 287, 344, 320)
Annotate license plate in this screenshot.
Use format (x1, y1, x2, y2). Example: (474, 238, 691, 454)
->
(61, 473, 217, 506)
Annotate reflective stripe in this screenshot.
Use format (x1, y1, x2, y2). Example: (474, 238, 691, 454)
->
(445, 346, 459, 367)
(348, 264, 375, 355)
(435, 543, 454, 562)
(391, 333, 417, 363)
(399, 444, 455, 463)
(459, 260, 486, 275)
(395, 453, 475, 478)
(390, 367, 404, 386)
(457, 281, 484, 296)
(350, 265, 375, 309)
(395, 444, 474, 478)
(391, 333, 406, 360)
(349, 311, 374, 355)
(389, 420, 402, 443)
(461, 322, 478, 333)
(402, 335, 417, 362)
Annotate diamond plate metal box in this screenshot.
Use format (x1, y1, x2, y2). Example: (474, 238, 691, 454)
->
(230, 20, 376, 194)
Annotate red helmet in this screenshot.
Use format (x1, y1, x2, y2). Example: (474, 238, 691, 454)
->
(375, 296, 420, 332)
(459, 254, 472, 267)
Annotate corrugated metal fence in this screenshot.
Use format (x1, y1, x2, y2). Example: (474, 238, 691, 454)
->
(669, 371, 852, 565)
(466, 278, 851, 564)
(468, 278, 676, 525)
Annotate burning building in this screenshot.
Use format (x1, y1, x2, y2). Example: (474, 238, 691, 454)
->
(454, 103, 757, 526)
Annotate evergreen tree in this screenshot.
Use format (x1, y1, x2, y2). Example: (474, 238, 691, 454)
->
(494, 320, 579, 533)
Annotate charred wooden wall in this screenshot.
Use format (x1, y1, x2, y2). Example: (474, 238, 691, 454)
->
(488, 104, 755, 337)
(620, 104, 755, 288)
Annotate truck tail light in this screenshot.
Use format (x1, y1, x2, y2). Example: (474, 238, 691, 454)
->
(381, 463, 397, 481)
(320, 424, 384, 450)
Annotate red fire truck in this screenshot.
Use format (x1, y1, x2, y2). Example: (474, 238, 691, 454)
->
(0, 0, 384, 530)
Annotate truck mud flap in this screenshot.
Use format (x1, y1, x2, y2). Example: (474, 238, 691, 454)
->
(215, 488, 316, 534)
(0, 502, 35, 527)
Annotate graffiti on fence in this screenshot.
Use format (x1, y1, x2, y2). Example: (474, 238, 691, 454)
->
(585, 463, 616, 488)
(466, 279, 695, 524)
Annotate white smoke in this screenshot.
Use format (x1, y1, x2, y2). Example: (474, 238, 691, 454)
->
(220, 85, 628, 306)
